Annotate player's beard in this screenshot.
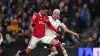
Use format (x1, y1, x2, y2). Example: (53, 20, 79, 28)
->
(42, 14, 46, 17)
(43, 13, 47, 16)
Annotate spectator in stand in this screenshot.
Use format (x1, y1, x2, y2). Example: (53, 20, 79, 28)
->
(88, 0, 97, 25)
(69, 3, 78, 20)
(5, 26, 12, 44)
(82, 3, 91, 28)
(17, 9, 23, 18)
(77, 0, 83, 8)
(10, 19, 19, 32)
(22, 12, 29, 26)
(24, 30, 30, 48)
(86, 37, 94, 48)
(72, 12, 82, 33)
(6, 8, 14, 19)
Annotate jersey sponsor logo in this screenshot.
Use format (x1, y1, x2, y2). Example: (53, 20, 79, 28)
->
(39, 21, 45, 24)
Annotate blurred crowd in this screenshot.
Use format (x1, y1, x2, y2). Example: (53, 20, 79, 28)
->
(0, 0, 100, 48)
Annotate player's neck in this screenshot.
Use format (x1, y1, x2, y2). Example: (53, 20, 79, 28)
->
(39, 12, 43, 17)
(52, 16, 56, 21)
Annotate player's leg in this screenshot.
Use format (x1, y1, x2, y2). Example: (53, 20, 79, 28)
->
(42, 36, 63, 56)
(55, 36, 68, 56)
(15, 36, 40, 56)
(60, 44, 68, 56)
(48, 46, 58, 56)
(48, 44, 68, 56)
(50, 39, 64, 56)
(41, 36, 58, 56)
(56, 34, 68, 56)
(48, 37, 59, 56)
(45, 36, 68, 56)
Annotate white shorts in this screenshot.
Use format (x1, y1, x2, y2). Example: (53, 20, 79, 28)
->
(28, 35, 54, 49)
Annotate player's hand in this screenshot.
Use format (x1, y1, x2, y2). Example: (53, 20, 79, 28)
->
(57, 31, 63, 35)
(31, 24, 35, 27)
(73, 33, 79, 38)
(46, 19, 49, 23)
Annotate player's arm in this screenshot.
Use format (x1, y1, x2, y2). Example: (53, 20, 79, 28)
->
(30, 14, 36, 27)
(28, 26, 33, 33)
(61, 23, 79, 38)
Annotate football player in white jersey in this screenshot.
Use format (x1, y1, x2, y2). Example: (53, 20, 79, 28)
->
(45, 9, 79, 56)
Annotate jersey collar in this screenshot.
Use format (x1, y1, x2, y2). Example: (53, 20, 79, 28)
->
(39, 12, 42, 17)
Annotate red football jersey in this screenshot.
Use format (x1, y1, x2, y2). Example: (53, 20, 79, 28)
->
(30, 13, 58, 38)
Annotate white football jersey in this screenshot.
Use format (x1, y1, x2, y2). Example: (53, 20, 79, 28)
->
(45, 16, 66, 37)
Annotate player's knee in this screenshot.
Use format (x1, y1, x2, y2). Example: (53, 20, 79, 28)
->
(55, 43, 63, 54)
(54, 51, 58, 54)
(26, 49, 31, 54)
(63, 50, 67, 54)
(26, 51, 30, 54)
(55, 42, 60, 47)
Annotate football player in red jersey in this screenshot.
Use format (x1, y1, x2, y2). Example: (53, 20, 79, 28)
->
(15, 4, 63, 56)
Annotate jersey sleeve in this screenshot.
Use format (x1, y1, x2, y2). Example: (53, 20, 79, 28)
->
(30, 14, 37, 26)
(57, 19, 66, 28)
(61, 23, 66, 28)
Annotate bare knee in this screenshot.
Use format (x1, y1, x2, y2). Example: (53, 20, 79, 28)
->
(50, 46, 57, 52)
(50, 39, 59, 45)
(26, 48, 32, 54)
(60, 45, 65, 51)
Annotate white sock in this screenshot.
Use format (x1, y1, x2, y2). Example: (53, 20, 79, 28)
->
(63, 50, 68, 56)
(48, 51, 58, 56)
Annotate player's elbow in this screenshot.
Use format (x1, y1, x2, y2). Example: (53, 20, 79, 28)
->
(31, 24, 35, 27)
(26, 49, 32, 54)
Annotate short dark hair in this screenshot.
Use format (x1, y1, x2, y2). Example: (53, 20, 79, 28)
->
(40, 4, 48, 10)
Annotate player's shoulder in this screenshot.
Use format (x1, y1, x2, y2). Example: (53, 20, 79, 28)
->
(48, 16, 51, 18)
(32, 13, 39, 18)
(48, 16, 52, 19)
(34, 13, 39, 16)
(48, 16, 53, 21)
